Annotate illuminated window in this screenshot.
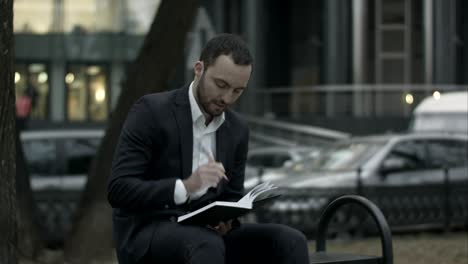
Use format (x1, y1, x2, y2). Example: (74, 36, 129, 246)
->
(14, 0, 161, 34)
(64, 0, 121, 32)
(66, 64, 109, 122)
(14, 63, 50, 120)
(14, 0, 54, 33)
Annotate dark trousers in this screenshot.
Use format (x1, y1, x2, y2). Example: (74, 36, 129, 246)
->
(142, 222, 309, 264)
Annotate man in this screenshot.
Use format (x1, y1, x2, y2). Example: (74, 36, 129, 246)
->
(108, 33, 309, 264)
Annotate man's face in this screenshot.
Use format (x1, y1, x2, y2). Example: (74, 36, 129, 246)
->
(195, 55, 252, 117)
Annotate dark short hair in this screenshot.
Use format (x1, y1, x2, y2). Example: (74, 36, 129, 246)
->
(199, 33, 253, 69)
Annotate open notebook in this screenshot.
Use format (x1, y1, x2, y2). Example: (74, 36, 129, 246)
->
(177, 182, 279, 225)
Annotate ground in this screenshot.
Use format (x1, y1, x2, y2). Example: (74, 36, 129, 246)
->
(313, 231, 468, 264)
(20, 231, 467, 264)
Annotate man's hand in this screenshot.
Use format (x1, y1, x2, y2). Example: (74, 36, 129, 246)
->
(183, 160, 228, 194)
(207, 220, 233, 235)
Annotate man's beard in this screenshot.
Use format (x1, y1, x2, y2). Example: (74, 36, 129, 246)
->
(197, 74, 224, 117)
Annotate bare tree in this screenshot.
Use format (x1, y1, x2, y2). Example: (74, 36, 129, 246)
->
(0, 0, 18, 263)
(64, 0, 201, 262)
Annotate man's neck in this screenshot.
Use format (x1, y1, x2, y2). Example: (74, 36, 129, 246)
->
(192, 82, 213, 126)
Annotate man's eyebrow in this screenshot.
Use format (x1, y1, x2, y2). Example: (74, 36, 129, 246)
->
(213, 78, 231, 87)
(213, 77, 246, 90)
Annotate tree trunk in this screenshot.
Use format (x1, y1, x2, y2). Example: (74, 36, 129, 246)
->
(64, 0, 201, 262)
(0, 0, 18, 263)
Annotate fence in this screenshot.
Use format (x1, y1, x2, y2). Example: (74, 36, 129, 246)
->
(33, 190, 81, 247)
(256, 168, 468, 237)
(32, 171, 467, 244)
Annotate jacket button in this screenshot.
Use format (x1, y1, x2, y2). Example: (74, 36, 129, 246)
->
(164, 204, 169, 209)
(170, 216, 176, 222)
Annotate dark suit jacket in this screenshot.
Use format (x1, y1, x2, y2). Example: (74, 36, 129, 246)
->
(108, 85, 249, 263)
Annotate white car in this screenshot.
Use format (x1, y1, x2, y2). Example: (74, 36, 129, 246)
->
(410, 91, 467, 134)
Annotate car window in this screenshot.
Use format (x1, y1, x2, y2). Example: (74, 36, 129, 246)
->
(273, 154, 292, 167)
(63, 137, 101, 175)
(412, 113, 468, 134)
(426, 140, 468, 168)
(248, 155, 268, 167)
(300, 141, 384, 171)
(248, 153, 291, 168)
(385, 140, 427, 171)
(23, 139, 58, 176)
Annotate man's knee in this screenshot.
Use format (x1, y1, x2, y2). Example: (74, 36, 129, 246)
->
(187, 233, 225, 253)
(184, 232, 225, 262)
(148, 225, 226, 263)
(272, 224, 308, 253)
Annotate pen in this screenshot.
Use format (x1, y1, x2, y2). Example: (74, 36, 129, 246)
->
(201, 145, 229, 182)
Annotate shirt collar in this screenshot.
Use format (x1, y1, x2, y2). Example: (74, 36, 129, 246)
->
(188, 82, 225, 129)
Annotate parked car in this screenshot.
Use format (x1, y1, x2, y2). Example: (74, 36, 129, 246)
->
(258, 132, 468, 237)
(20, 128, 104, 245)
(21, 129, 104, 192)
(409, 91, 467, 134)
(244, 146, 320, 190)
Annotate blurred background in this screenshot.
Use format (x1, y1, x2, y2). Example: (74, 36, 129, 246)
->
(11, 0, 467, 263)
(13, 0, 468, 132)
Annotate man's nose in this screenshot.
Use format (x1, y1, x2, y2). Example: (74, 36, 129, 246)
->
(220, 91, 235, 105)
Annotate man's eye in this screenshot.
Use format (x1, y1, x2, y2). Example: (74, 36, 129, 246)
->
(216, 82, 227, 88)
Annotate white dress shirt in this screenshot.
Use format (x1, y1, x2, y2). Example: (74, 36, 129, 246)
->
(173, 82, 225, 204)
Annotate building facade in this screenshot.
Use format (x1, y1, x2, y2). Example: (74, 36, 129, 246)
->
(14, 0, 468, 132)
(14, 0, 155, 127)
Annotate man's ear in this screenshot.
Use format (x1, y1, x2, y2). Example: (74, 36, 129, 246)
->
(194, 61, 204, 77)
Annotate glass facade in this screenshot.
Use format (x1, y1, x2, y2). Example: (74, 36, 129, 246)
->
(14, 0, 54, 34)
(14, 0, 161, 34)
(12, 0, 467, 129)
(15, 63, 50, 120)
(64, 0, 119, 33)
(66, 65, 109, 122)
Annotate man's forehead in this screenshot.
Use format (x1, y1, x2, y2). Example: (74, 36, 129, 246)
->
(205, 55, 252, 87)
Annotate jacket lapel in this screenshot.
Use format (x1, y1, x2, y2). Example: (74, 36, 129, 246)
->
(215, 117, 230, 195)
(216, 121, 230, 172)
(173, 86, 193, 179)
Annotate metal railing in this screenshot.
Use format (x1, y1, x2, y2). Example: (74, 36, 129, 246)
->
(257, 167, 468, 236)
(245, 84, 468, 119)
(245, 115, 350, 148)
(312, 195, 393, 264)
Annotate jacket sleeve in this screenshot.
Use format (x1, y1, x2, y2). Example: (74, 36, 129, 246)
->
(107, 96, 176, 212)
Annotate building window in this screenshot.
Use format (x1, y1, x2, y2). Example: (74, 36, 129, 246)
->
(14, 0, 54, 33)
(64, 0, 121, 33)
(14, 0, 162, 34)
(66, 64, 109, 122)
(15, 63, 50, 120)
